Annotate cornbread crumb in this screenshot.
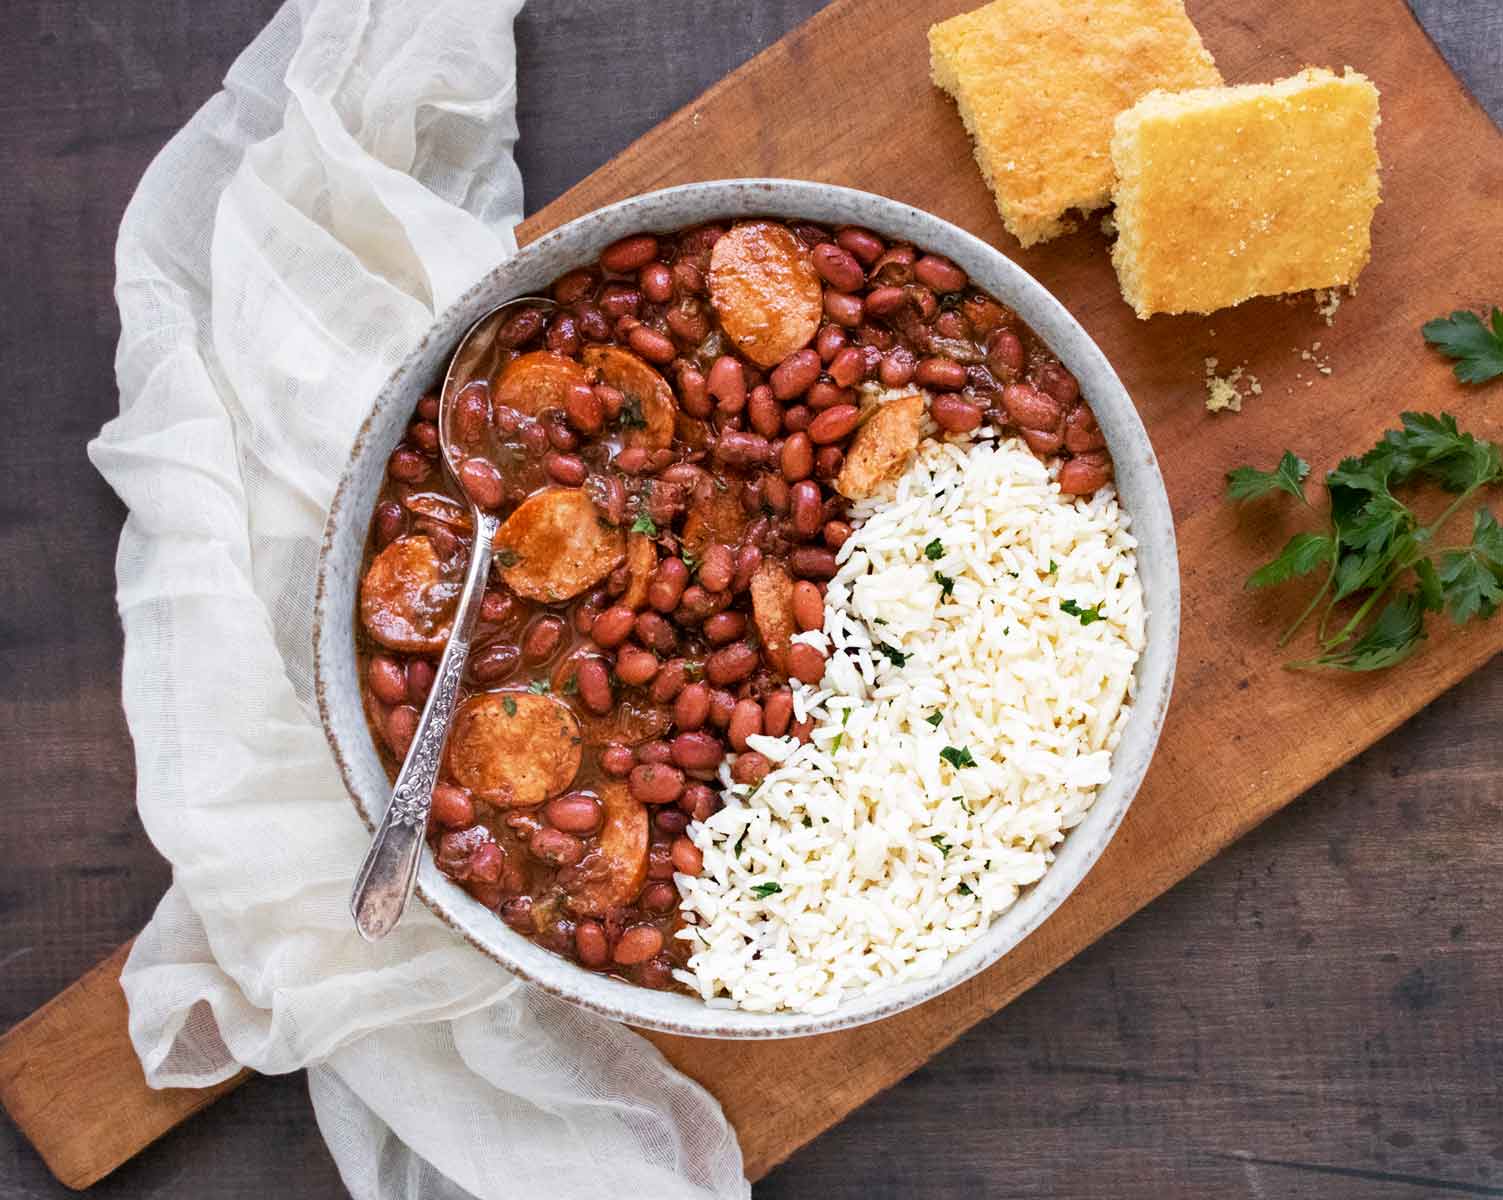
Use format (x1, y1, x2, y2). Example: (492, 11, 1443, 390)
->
(1314, 287, 1344, 325)
(1203, 356, 1261, 413)
(929, 0, 1220, 247)
(1111, 68, 1382, 317)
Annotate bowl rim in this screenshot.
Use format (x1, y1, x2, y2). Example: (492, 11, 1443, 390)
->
(314, 178, 1180, 1039)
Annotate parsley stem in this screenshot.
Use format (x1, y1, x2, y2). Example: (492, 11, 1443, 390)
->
(1279, 553, 1337, 647)
(1322, 576, 1396, 649)
(1423, 482, 1483, 543)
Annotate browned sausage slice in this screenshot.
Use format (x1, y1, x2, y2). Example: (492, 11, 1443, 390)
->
(564, 781, 649, 917)
(680, 486, 748, 559)
(496, 488, 626, 603)
(708, 221, 822, 368)
(493, 351, 594, 417)
(620, 532, 657, 610)
(444, 691, 581, 808)
(359, 534, 461, 654)
(836, 391, 927, 500)
(750, 561, 797, 675)
(577, 696, 672, 748)
(580, 345, 675, 451)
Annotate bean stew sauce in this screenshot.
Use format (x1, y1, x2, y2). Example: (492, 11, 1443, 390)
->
(356, 217, 1113, 992)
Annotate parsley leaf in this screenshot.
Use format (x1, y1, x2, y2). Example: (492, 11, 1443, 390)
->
(619, 395, 647, 429)
(630, 513, 657, 536)
(733, 829, 748, 858)
(876, 643, 909, 667)
(561, 675, 579, 696)
(527, 679, 550, 694)
(1060, 598, 1104, 625)
(924, 710, 943, 727)
(1422, 307, 1503, 384)
(957, 882, 974, 897)
(940, 745, 976, 769)
(935, 571, 956, 597)
(1226, 450, 1312, 503)
(1300, 592, 1428, 672)
(1247, 532, 1334, 590)
(1438, 509, 1503, 623)
(1047, 560, 1058, 575)
(496, 548, 520, 567)
(502, 697, 518, 716)
(930, 834, 951, 857)
(750, 882, 783, 899)
(924, 538, 945, 561)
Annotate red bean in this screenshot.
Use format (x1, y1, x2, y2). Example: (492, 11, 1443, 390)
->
(707, 355, 747, 412)
(384, 704, 418, 755)
(788, 643, 827, 685)
(640, 881, 678, 913)
(706, 642, 758, 685)
(574, 302, 611, 342)
(728, 700, 763, 752)
(613, 925, 664, 965)
(1022, 426, 1064, 456)
(553, 267, 598, 305)
(430, 783, 475, 829)
(822, 290, 865, 327)
(678, 363, 712, 418)
(826, 346, 865, 389)
(572, 658, 611, 714)
(806, 380, 848, 411)
(1001, 382, 1065, 432)
(546, 792, 604, 834)
(670, 837, 703, 876)
(629, 763, 686, 805)
(648, 557, 689, 613)
(470, 644, 520, 684)
(835, 226, 884, 265)
(915, 357, 967, 391)
(1064, 405, 1106, 453)
(674, 682, 711, 730)
(615, 445, 650, 474)
(600, 234, 659, 274)
(646, 843, 675, 880)
(823, 520, 853, 549)
(876, 347, 913, 388)
(812, 241, 866, 291)
(808, 405, 860, 445)
(703, 612, 747, 646)
(931, 394, 984, 433)
(713, 431, 770, 467)
(863, 285, 907, 317)
(374, 500, 405, 547)
(872, 245, 917, 286)
(987, 329, 1025, 379)
(521, 616, 564, 664)
(632, 610, 675, 655)
(546, 312, 580, 357)
(416, 393, 440, 421)
(914, 253, 967, 293)
(655, 807, 689, 834)
(666, 298, 710, 345)
(407, 659, 436, 704)
(790, 546, 839, 579)
(649, 659, 690, 703)
(780, 432, 815, 481)
(600, 743, 636, 777)
(792, 580, 825, 631)
(628, 324, 676, 364)
(468, 842, 505, 883)
(543, 451, 588, 486)
(388, 447, 430, 484)
(639, 261, 674, 303)
(763, 689, 794, 737)
(783, 404, 812, 433)
(368, 655, 408, 706)
(679, 783, 718, 822)
(531, 827, 584, 867)
(748, 384, 781, 438)
(496, 306, 546, 348)
(615, 645, 660, 687)
(407, 420, 439, 456)
(638, 740, 674, 765)
(790, 717, 816, 745)
(693, 542, 731, 594)
(771, 349, 821, 400)
(1035, 360, 1081, 406)
(731, 544, 762, 593)
(671, 731, 725, 771)
(672, 260, 705, 294)
(458, 457, 503, 508)
(592, 605, 636, 648)
(575, 920, 609, 967)
(789, 480, 823, 538)
(763, 475, 791, 515)
(1058, 451, 1113, 495)
(815, 324, 847, 363)
(732, 752, 771, 786)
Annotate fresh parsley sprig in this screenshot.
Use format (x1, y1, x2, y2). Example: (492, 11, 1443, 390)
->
(1226, 412, 1503, 671)
(1422, 308, 1503, 384)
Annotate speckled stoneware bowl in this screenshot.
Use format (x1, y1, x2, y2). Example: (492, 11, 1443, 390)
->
(314, 179, 1180, 1039)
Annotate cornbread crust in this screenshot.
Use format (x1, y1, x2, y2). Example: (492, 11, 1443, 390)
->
(929, 0, 1220, 246)
(1110, 68, 1382, 318)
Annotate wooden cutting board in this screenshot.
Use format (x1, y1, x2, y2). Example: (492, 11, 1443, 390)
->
(3, 0, 1501, 1189)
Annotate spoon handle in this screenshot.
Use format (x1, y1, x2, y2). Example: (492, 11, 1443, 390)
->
(350, 510, 500, 941)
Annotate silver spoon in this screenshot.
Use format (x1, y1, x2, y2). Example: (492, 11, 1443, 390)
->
(351, 295, 555, 941)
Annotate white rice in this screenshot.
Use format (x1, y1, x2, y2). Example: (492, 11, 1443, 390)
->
(673, 430, 1146, 1013)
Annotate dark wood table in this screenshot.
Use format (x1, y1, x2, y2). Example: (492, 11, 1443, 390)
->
(2, 2, 1499, 1196)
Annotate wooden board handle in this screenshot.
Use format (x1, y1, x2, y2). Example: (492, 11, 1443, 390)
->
(0, 941, 250, 1190)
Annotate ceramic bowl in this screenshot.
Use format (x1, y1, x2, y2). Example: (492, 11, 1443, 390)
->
(314, 179, 1180, 1039)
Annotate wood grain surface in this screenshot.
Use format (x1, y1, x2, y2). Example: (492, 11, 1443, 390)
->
(1, 1, 1499, 1198)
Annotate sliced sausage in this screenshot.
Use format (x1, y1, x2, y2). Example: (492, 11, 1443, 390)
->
(581, 344, 676, 451)
(563, 782, 649, 918)
(750, 561, 797, 675)
(493, 351, 594, 417)
(620, 532, 657, 610)
(835, 391, 926, 500)
(680, 487, 749, 559)
(496, 488, 626, 603)
(708, 221, 822, 368)
(400, 491, 473, 531)
(444, 691, 582, 808)
(359, 534, 461, 654)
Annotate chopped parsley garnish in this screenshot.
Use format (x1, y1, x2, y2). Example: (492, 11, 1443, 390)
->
(831, 707, 853, 752)
(1060, 598, 1105, 625)
(630, 513, 657, 536)
(502, 697, 518, 716)
(527, 679, 551, 695)
(924, 710, 944, 728)
(560, 675, 579, 695)
(619, 395, 647, 429)
(496, 548, 519, 567)
(1423, 307, 1503, 384)
(955, 794, 971, 814)
(923, 538, 945, 561)
(733, 829, 748, 857)
(802, 815, 813, 828)
(682, 551, 700, 577)
(935, 571, 955, 597)
(957, 882, 974, 897)
(751, 882, 783, 899)
(1047, 560, 1058, 575)
(683, 659, 704, 680)
(940, 745, 976, 770)
(876, 643, 909, 667)
(931, 834, 951, 857)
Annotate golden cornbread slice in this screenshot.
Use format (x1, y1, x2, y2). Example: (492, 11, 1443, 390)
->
(929, 0, 1220, 246)
(1110, 68, 1382, 318)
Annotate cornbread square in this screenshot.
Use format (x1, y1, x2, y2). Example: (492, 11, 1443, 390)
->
(929, 0, 1221, 247)
(1110, 68, 1382, 318)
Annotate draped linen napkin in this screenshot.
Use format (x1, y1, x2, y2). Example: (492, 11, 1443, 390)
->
(86, 2, 746, 1196)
